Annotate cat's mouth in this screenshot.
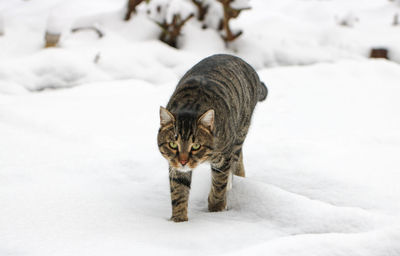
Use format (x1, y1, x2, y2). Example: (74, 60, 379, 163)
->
(178, 165, 192, 173)
(169, 156, 204, 172)
(171, 162, 194, 173)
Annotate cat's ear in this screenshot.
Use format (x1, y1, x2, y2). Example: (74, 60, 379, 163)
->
(160, 106, 175, 126)
(198, 109, 214, 131)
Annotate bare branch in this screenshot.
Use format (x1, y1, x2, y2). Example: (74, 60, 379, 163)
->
(71, 26, 104, 38)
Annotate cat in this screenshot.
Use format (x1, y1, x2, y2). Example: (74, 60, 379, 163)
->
(157, 54, 268, 222)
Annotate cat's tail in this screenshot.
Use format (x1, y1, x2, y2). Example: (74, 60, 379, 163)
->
(258, 82, 268, 102)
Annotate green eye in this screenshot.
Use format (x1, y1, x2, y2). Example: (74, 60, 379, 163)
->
(169, 142, 178, 149)
(192, 143, 201, 151)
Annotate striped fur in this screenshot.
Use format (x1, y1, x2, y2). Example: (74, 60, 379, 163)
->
(158, 54, 268, 222)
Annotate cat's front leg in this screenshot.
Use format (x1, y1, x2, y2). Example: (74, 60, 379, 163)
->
(169, 167, 192, 222)
(208, 161, 231, 212)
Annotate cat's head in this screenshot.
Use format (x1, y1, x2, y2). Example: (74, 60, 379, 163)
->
(157, 107, 214, 172)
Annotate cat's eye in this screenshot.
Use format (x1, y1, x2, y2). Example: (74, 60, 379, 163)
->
(192, 143, 201, 151)
(169, 142, 178, 149)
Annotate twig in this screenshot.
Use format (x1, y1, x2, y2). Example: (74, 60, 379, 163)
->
(71, 26, 104, 38)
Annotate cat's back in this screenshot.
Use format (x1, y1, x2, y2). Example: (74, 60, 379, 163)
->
(180, 54, 258, 87)
(168, 54, 262, 113)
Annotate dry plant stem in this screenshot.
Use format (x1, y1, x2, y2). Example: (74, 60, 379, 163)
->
(158, 14, 194, 48)
(124, 0, 146, 21)
(394, 14, 399, 26)
(71, 26, 104, 38)
(191, 0, 209, 21)
(44, 31, 60, 48)
(370, 48, 389, 60)
(217, 0, 250, 43)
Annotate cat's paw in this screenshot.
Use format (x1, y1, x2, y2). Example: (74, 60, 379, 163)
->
(208, 200, 227, 212)
(170, 215, 188, 222)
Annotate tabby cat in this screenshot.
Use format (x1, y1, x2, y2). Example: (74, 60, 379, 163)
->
(158, 54, 268, 222)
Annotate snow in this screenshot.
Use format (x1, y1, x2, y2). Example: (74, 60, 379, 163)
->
(1, 0, 400, 91)
(0, 13, 4, 36)
(231, 0, 251, 10)
(147, 0, 196, 24)
(1, 0, 400, 255)
(1, 60, 400, 255)
(45, 11, 66, 35)
(165, 0, 196, 23)
(203, 1, 224, 30)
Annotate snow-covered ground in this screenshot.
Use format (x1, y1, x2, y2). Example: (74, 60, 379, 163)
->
(2, 60, 400, 256)
(1, 0, 400, 255)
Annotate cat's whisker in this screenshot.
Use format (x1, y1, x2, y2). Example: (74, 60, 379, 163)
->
(211, 167, 224, 173)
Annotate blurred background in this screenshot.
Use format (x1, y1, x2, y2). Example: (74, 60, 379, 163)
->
(0, 0, 399, 93)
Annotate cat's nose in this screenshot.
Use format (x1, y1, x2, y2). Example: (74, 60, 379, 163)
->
(179, 153, 188, 166)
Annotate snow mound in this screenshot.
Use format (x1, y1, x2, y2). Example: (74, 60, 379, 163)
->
(2, 0, 400, 92)
(229, 178, 388, 234)
(0, 49, 109, 92)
